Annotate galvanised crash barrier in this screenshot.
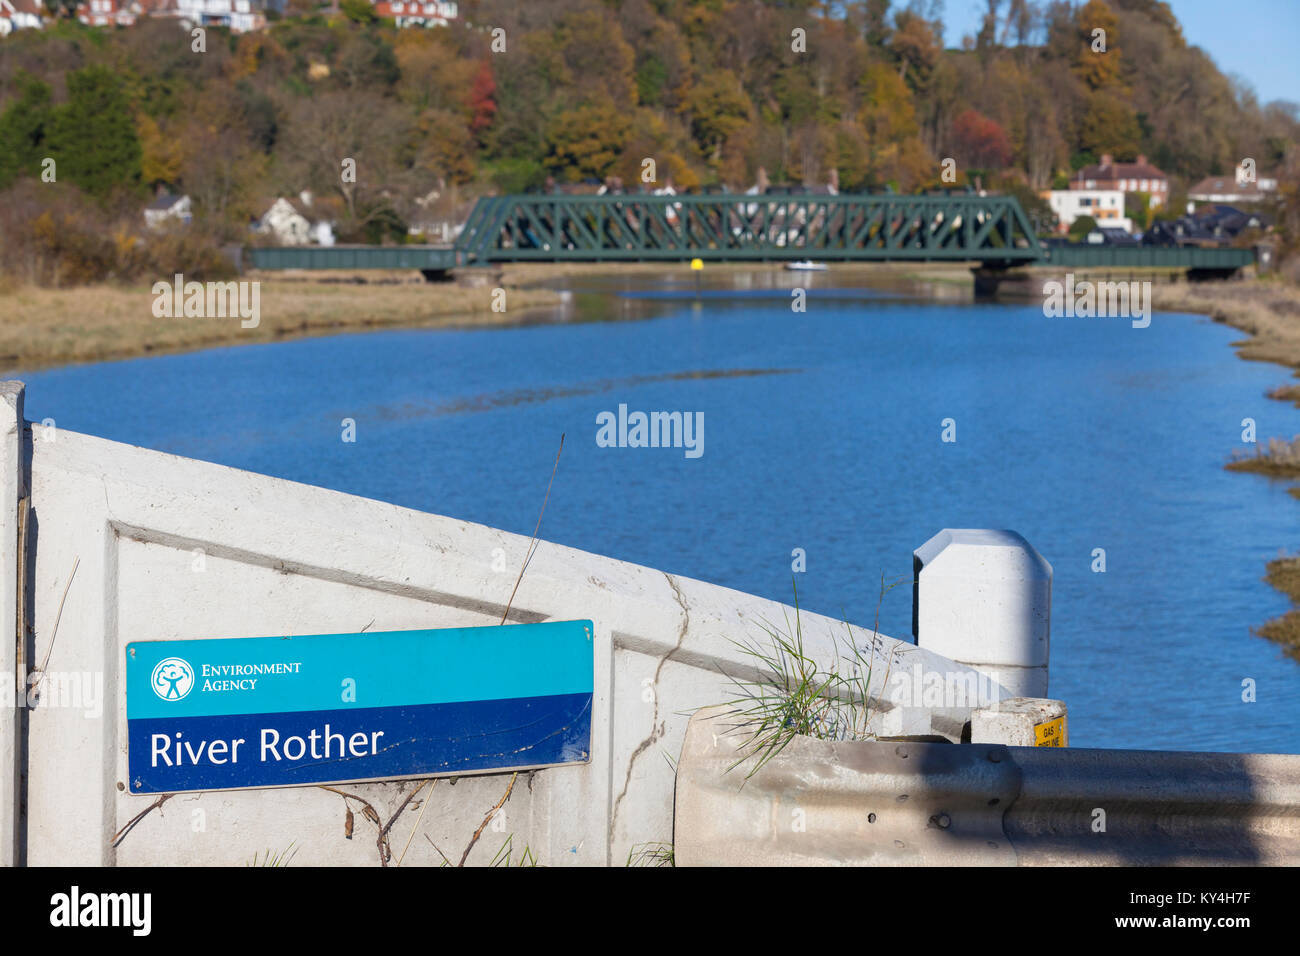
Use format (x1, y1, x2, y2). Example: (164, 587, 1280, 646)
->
(674, 704, 1300, 866)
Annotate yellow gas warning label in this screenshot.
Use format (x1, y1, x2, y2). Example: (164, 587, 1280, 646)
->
(1034, 716, 1065, 747)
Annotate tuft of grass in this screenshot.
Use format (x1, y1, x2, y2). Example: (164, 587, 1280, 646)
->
(1226, 436, 1300, 478)
(721, 575, 903, 778)
(246, 841, 297, 867)
(626, 842, 675, 867)
(488, 834, 540, 867)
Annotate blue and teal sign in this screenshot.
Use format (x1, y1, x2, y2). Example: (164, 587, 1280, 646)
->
(126, 620, 594, 794)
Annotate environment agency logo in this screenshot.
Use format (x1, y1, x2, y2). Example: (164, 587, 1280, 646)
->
(151, 658, 194, 701)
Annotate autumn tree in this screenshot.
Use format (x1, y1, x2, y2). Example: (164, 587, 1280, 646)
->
(890, 10, 940, 93)
(467, 60, 496, 145)
(686, 70, 752, 163)
(1078, 90, 1141, 159)
(1074, 0, 1123, 92)
(544, 98, 632, 182)
(952, 108, 1013, 170)
(277, 89, 413, 233)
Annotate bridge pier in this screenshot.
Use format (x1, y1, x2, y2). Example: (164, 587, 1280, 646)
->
(1187, 266, 1242, 282)
(971, 265, 1036, 300)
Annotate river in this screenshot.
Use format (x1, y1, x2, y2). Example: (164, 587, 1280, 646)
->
(17, 268, 1300, 752)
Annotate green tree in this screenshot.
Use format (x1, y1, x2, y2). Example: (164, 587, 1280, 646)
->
(46, 67, 142, 198)
(1069, 214, 1098, 240)
(0, 74, 53, 188)
(1125, 191, 1152, 231)
(339, 0, 375, 23)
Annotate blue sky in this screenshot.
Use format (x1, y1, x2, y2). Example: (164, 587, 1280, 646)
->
(940, 0, 1299, 105)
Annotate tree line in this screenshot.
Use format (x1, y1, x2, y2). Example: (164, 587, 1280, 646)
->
(0, 0, 1295, 285)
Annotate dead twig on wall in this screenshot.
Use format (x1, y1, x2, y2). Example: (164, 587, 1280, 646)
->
(500, 434, 564, 625)
(458, 772, 518, 866)
(111, 793, 172, 848)
(394, 778, 437, 866)
(320, 785, 388, 864)
(31, 554, 79, 697)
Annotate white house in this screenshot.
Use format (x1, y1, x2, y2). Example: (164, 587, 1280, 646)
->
(372, 0, 458, 28)
(1043, 189, 1132, 234)
(173, 0, 264, 32)
(255, 193, 335, 247)
(77, 0, 137, 26)
(1187, 173, 1278, 211)
(0, 0, 44, 34)
(143, 193, 193, 230)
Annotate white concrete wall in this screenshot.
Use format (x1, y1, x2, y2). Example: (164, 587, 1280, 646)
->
(0, 383, 23, 867)
(11, 381, 1007, 866)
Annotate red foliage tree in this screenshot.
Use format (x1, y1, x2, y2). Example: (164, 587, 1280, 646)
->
(951, 109, 1013, 170)
(468, 60, 497, 143)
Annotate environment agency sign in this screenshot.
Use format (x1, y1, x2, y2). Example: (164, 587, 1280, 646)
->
(125, 621, 594, 794)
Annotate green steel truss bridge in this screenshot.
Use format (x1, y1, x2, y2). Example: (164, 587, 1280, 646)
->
(246, 193, 1255, 277)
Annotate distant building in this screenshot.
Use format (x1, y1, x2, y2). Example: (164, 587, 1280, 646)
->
(0, 0, 44, 34)
(77, 0, 138, 26)
(144, 193, 193, 229)
(1043, 189, 1132, 233)
(255, 193, 335, 246)
(1069, 154, 1169, 209)
(183, 0, 265, 32)
(1142, 204, 1268, 248)
(1187, 173, 1278, 209)
(147, 0, 266, 32)
(1085, 226, 1140, 246)
(372, 0, 457, 27)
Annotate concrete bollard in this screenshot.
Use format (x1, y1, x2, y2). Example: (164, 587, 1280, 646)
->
(971, 697, 1068, 747)
(913, 529, 1052, 698)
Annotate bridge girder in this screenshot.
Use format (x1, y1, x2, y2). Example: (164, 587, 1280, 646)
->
(453, 194, 1042, 265)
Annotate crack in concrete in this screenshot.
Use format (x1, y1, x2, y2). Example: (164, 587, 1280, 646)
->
(609, 572, 690, 840)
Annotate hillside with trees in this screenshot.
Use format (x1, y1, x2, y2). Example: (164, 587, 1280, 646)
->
(0, 0, 1296, 284)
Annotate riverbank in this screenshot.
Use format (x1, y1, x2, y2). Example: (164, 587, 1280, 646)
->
(1153, 278, 1300, 655)
(0, 261, 979, 372)
(0, 276, 563, 373)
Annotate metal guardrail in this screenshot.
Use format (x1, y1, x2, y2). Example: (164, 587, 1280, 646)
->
(1039, 244, 1254, 269)
(245, 245, 458, 272)
(674, 706, 1300, 866)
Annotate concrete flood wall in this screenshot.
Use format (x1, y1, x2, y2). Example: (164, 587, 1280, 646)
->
(0, 381, 1007, 867)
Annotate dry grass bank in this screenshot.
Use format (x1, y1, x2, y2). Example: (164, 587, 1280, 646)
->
(1259, 556, 1300, 659)
(1156, 277, 1300, 653)
(1152, 279, 1300, 370)
(0, 275, 561, 372)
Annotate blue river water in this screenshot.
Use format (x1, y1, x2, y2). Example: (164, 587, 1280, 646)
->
(16, 275, 1300, 752)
